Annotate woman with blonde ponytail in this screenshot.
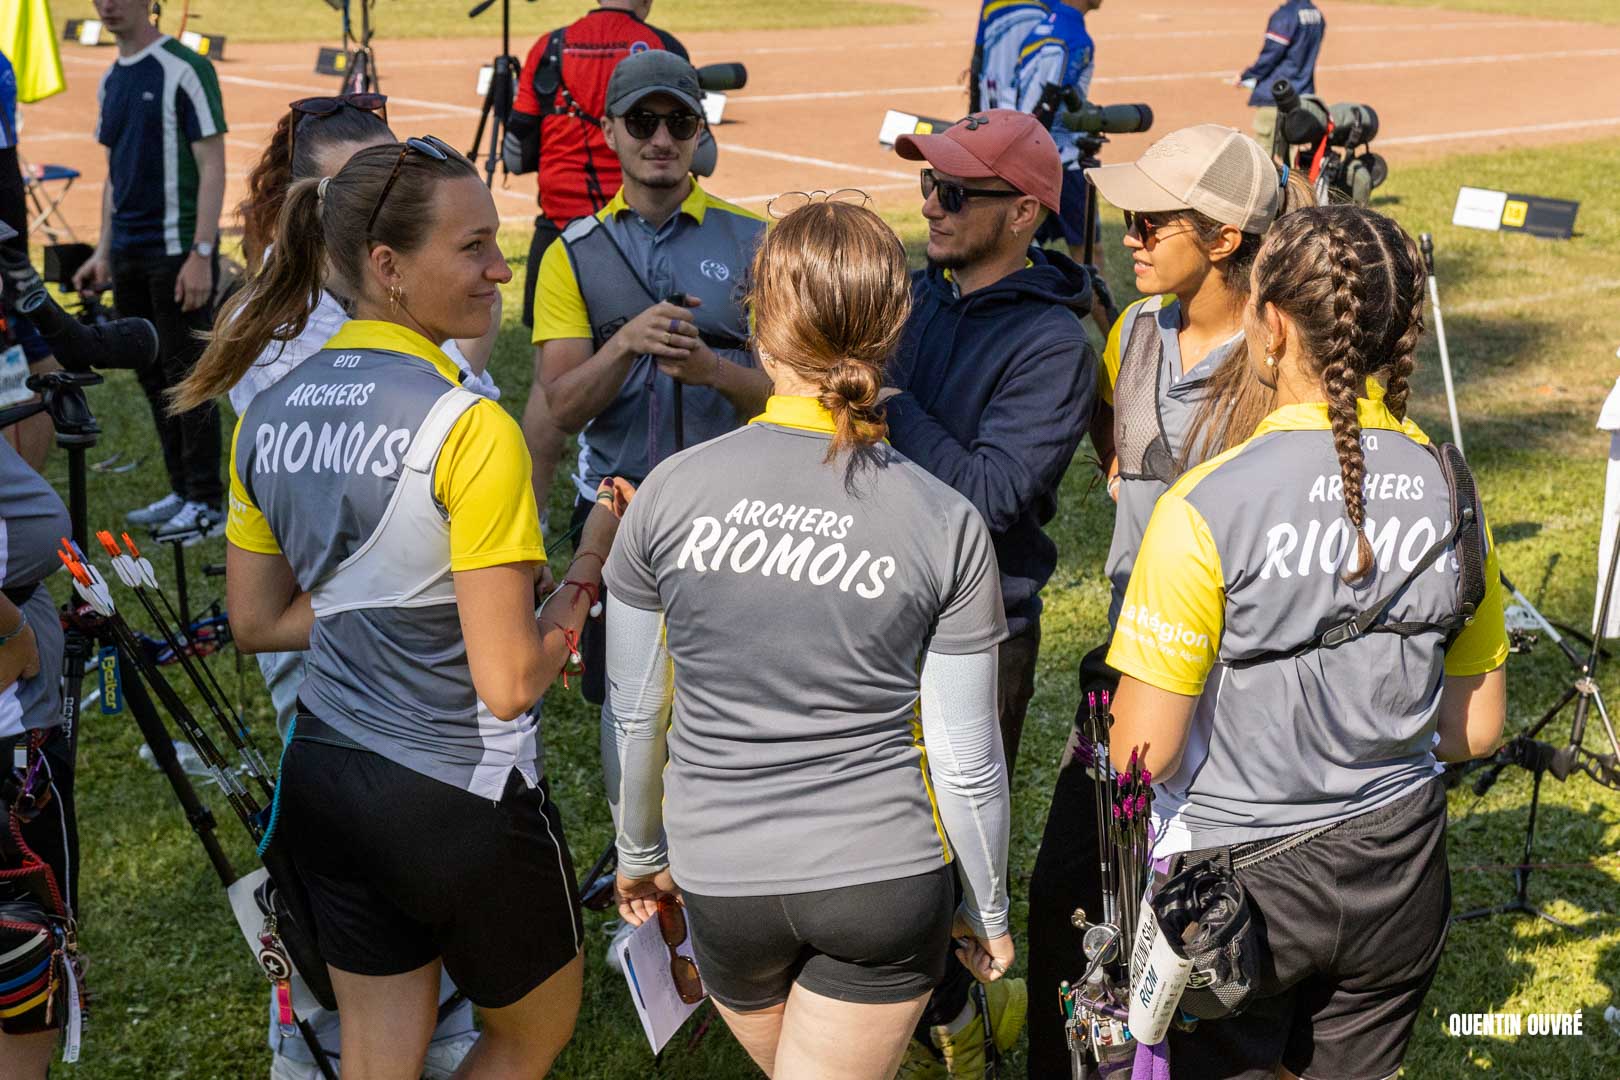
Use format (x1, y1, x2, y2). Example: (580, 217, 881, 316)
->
(213, 136, 630, 1078)
(602, 200, 1014, 1080)
(1106, 205, 1508, 1078)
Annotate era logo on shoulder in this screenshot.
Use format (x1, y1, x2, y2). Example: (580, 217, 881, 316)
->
(700, 259, 731, 282)
(332, 353, 362, 368)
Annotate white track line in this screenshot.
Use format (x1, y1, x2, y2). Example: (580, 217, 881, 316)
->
(743, 84, 959, 104)
(1379, 116, 1620, 146)
(722, 143, 914, 180)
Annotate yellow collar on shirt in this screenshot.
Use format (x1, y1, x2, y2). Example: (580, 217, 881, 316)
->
(749, 394, 836, 434)
(323, 320, 463, 386)
(1252, 380, 1429, 443)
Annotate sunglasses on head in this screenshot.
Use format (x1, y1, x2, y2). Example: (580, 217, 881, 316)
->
(621, 110, 703, 142)
(658, 895, 705, 1005)
(366, 135, 455, 238)
(765, 188, 872, 219)
(288, 93, 388, 160)
(920, 168, 1022, 215)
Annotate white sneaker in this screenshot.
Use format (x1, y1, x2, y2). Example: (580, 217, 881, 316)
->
(125, 491, 183, 526)
(152, 500, 226, 546)
(421, 1032, 478, 1080)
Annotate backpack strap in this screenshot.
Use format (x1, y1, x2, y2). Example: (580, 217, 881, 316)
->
(531, 27, 569, 118)
(1228, 442, 1483, 669)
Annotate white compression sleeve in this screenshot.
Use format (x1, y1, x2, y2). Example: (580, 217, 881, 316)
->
(602, 595, 674, 876)
(921, 647, 1012, 939)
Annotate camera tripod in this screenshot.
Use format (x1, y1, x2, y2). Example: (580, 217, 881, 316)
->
(338, 0, 380, 94)
(466, 0, 528, 190)
(1453, 487, 1620, 927)
(0, 372, 340, 1078)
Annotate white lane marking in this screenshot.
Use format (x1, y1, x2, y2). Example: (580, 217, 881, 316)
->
(1378, 115, 1620, 146)
(722, 143, 915, 180)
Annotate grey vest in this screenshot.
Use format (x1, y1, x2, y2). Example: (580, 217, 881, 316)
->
(1114, 302, 1180, 485)
(560, 216, 753, 488)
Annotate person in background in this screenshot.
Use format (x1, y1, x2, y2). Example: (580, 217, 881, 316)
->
(1107, 204, 1505, 1078)
(0, 47, 61, 472)
(1023, 123, 1311, 1078)
(230, 93, 502, 1080)
(604, 198, 1012, 1080)
(505, 0, 687, 528)
(889, 110, 1096, 1079)
(1013, 0, 1104, 264)
(1235, 0, 1327, 151)
(72, 0, 227, 539)
(968, 0, 1050, 112)
(525, 49, 768, 710)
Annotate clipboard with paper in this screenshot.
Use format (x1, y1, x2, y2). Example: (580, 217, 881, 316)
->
(617, 908, 705, 1053)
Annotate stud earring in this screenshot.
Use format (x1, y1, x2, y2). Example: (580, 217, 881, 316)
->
(1265, 354, 1279, 368)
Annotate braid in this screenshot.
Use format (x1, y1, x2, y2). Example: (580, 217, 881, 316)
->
(1380, 228, 1426, 421)
(238, 111, 296, 273)
(1321, 218, 1375, 582)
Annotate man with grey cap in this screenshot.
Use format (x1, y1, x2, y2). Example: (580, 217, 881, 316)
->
(887, 108, 1098, 1079)
(1024, 122, 1306, 1078)
(523, 47, 769, 707)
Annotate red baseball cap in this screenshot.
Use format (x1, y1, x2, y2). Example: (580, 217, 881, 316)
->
(895, 110, 1062, 214)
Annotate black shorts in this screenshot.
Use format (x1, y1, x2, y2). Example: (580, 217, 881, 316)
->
(1167, 779, 1451, 1080)
(0, 725, 79, 915)
(682, 866, 954, 1011)
(277, 718, 582, 1008)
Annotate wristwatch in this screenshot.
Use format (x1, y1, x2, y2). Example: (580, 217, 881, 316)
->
(192, 239, 215, 259)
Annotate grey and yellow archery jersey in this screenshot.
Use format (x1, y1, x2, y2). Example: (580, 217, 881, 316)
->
(226, 322, 546, 799)
(603, 396, 1009, 897)
(0, 439, 70, 738)
(1101, 295, 1243, 625)
(1107, 395, 1509, 857)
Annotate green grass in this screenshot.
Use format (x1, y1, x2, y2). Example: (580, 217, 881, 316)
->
(1358, 0, 1620, 25)
(33, 137, 1620, 1077)
(59, 0, 932, 42)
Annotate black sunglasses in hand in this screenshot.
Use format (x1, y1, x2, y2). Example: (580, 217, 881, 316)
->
(622, 110, 703, 142)
(366, 135, 455, 238)
(921, 168, 1022, 214)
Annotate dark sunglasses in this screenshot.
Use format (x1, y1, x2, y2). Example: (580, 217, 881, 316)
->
(658, 895, 705, 1005)
(621, 110, 703, 142)
(288, 93, 388, 161)
(366, 135, 454, 238)
(1123, 209, 1186, 246)
(921, 168, 1022, 214)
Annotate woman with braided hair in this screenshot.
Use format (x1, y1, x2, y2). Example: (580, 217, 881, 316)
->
(1105, 204, 1508, 1079)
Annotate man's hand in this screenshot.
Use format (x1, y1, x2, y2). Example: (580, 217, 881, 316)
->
(73, 249, 111, 293)
(0, 620, 40, 692)
(611, 299, 702, 364)
(175, 252, 213, 312)
(655, 338, 722, 388)
(616, 867, 679, 927)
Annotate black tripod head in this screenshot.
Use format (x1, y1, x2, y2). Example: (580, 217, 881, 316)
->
(0, 370, 102, 447)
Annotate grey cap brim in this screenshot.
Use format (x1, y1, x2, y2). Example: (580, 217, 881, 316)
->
(608, 85, 705, 118)
(1082, 161, 1191, 213)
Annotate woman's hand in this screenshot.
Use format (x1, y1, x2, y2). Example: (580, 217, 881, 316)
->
(616, 867, 679, 927)
(0, 619, 40, 692)
(952, 913, 1015, 984)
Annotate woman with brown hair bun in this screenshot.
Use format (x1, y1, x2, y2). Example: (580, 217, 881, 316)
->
(602, 199, 1014, 1080)
(1106, 204, 1507, 1078)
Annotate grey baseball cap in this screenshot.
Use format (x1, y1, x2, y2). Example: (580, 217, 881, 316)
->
(605, 50, 704, 117)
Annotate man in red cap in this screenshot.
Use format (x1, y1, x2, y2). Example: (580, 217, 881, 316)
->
(888, 109, 1098, 1079)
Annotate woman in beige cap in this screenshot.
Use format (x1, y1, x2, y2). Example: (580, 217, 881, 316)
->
(1024, 123, 1310, 1076)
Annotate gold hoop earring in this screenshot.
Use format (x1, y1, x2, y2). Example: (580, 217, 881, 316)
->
(388, 283, 404, 312)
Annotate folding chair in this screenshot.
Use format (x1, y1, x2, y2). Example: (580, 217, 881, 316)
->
(20, 155, 80, 243)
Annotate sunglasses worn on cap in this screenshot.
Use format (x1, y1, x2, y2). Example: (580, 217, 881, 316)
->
(288, 94, 388, 162)
(921, 168, 1021, 215)
(367, 135, 454, 238)
(766, 188, 872, 220)
(622, 110, 703, 142)
(658, 895, 705, 1005)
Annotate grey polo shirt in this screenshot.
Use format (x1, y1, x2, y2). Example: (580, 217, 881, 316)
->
(1102, 296, 1243, 626)
(604, 395, 1009, 896)
(0, 439, 70, 737)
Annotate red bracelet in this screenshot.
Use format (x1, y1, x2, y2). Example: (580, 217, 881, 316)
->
(539, 618, 585, 689)
(561, 578, 601, 616)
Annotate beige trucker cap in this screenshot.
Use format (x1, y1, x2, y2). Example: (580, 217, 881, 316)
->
(1084, 124, 1280, 234)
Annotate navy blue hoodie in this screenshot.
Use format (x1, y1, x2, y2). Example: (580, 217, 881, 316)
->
(886, 247, 1097, 637)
